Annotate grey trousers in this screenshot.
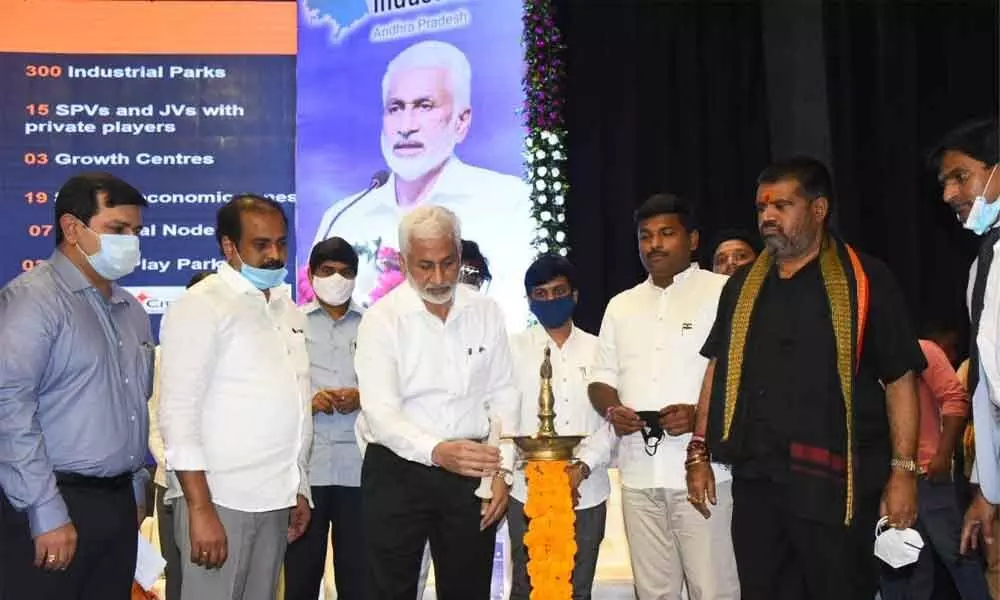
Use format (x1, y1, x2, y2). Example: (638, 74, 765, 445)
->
(155, 485, 182, 600)
(507, 498, 607, 600)
(175, 500, 290, 600)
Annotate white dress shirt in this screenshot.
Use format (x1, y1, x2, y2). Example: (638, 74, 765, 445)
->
(590, 265, 732, 491)
(158, 263, 313, 511)
(147, 347, 167, 488)
(311, 157, 536, 332)
(509, 324, 615, 510)
(354, 281, 520, 471)
(968, 231, 1000, 502)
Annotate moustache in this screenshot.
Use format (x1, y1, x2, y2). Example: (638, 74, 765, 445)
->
(259, 260, 285, 270)
(760, 223, 783, 236)
(645, 251, 667, 260)
(393, 140, 424, 150)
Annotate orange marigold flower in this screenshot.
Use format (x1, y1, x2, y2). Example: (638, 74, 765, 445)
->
(523, 460, 577, 600)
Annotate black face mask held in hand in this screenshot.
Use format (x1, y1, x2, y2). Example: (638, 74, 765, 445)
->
(635, 411, 664, 456)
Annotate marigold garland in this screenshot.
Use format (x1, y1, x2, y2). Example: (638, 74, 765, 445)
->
(523, 460, 576, 599)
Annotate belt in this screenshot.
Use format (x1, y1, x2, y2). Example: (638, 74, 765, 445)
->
(54, 472, 132, 490)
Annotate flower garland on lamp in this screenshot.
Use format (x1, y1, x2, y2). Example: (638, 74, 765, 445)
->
(524, 0, 569, 258)
(523, 461, 577, 599)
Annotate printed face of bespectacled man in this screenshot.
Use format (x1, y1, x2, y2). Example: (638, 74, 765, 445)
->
(380, 66, 471, 182)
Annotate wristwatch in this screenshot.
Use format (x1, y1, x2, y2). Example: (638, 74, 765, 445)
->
(496, 468, 513, 486)
(890, 457, 918, 473)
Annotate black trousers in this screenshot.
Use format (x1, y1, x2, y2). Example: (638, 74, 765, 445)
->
(362, 444, 497, 600)
(0, 478, 137, 600)
(731, 477, 881, 600)
(285, 484, 366, 600)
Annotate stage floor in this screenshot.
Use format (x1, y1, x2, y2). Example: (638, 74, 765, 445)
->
(142, 470, 635, 599)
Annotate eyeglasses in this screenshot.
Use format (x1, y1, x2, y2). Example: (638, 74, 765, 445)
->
(459, 264, 490, 291)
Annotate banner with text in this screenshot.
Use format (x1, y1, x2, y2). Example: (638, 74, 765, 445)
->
(0, 2, 296, 334)
(296, 0, 533, 330)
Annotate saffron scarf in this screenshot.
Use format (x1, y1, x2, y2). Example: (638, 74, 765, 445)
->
(708, 234, 869, 525)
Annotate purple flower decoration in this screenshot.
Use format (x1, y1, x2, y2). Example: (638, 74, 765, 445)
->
(296, 263, 315, 305)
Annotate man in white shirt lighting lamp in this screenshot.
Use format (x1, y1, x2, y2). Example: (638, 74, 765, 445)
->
(588, 193, 740, 600)
(158, 194, 312, 600)
(353, 205, 520, 599)
(507, 253, 615, 600)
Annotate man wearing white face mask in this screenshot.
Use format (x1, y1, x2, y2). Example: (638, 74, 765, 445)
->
(933, 121, 1000, 576)
(0, 172, 153, 599)
(310, 39, 534, 331)
(284, 237, 367, 600)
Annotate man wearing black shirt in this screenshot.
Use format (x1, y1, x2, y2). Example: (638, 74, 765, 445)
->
(686, 157, 923, 600)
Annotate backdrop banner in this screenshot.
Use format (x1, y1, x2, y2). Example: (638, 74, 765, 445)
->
(296, 0, 533, 331)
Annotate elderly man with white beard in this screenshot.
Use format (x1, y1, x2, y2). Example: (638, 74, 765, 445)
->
(353, 205, 520, 600)
(310, 39, 534, 331)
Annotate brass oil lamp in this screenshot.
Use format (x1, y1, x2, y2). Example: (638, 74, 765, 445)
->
(508, 347, 584, 460)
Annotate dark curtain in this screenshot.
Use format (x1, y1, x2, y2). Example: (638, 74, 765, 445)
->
(824, 0, 997, 349)
(557, 0, 997, 340)
(555, 0, 772, 333)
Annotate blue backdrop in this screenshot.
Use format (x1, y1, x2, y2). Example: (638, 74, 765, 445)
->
(0, 53, 296, 336)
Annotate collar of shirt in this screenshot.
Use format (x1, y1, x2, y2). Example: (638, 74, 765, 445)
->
(642, 262, 700, 293)
(382, 156, 473, 210)
(342, 156, 476, 223)
(49, 250, 131, 305)
(215, 261, 293, 303)
(301, 299, 365, 319)
(525, 321, 583, 351)
(393, 278, 475, 323)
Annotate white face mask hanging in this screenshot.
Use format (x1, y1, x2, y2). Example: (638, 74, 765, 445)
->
(873, 516, 924, 569)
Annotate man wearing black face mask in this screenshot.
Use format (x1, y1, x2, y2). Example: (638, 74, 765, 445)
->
(507, 255, 615, 600)
(589, 194, 739, 599)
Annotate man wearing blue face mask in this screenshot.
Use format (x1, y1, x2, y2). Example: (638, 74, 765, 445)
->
(0, 172, 153, 600)
(507, 255, 616, 600)
(933, 120, 1000, 572)
(158, 194, 313, 600)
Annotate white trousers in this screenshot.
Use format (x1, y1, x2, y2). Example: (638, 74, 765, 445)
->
(621, 481, 740, 600)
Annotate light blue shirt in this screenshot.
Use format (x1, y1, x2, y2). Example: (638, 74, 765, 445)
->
(303, 301, 363, 487)
(0, 250, 152, 536)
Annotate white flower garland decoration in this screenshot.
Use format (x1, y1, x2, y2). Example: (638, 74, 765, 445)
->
(524, 128, 569, 256)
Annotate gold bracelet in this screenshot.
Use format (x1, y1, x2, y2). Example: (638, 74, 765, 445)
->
(684, 456, 709, 469)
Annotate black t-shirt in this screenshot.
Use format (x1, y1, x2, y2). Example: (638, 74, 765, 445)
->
(701, 253, 926, 493)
